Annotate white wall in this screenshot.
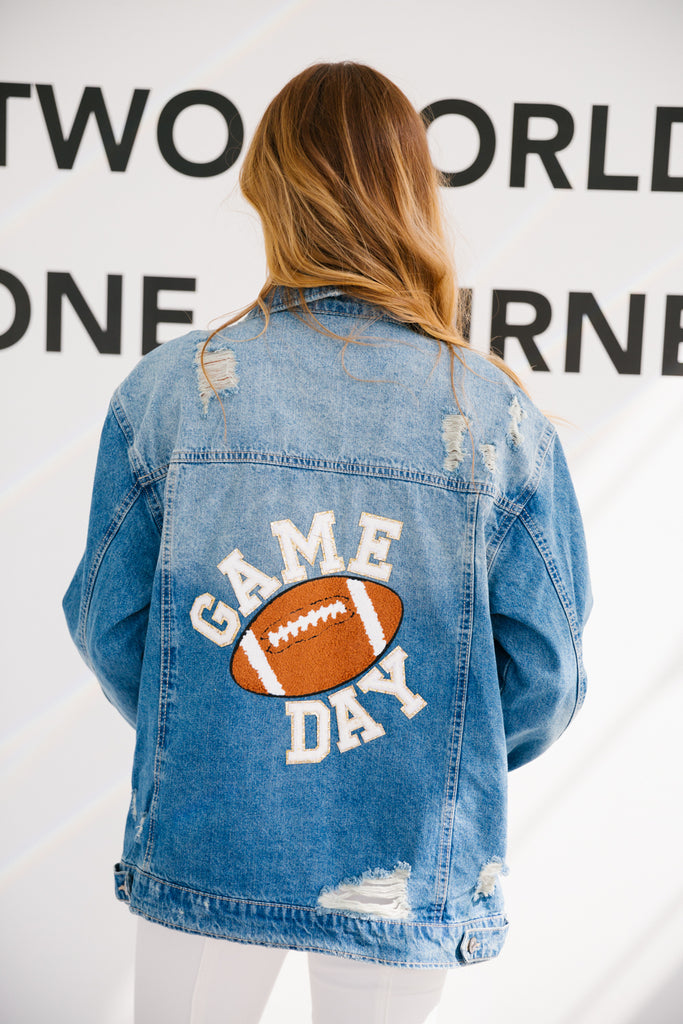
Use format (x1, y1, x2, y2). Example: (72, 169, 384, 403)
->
(2, 1, 682, 1020)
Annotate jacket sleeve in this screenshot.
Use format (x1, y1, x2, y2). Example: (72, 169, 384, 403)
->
(62, 395, 163, 727)
(488, 431, 592, 771)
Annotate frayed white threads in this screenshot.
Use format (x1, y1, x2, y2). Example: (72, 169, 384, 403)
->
(317, 864, 411, 920)
(474, 859, 506, 900)
(508, 396, 526, 448)
(195, 345, 239, 413)
(442, 414, 469, 471)
(480, 444, 497, 472)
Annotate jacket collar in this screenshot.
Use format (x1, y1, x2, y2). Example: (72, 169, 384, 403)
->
(267, 285, 346, 313)
(244, 285, 385, 320)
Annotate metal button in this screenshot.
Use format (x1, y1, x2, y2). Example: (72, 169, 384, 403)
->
(467, 937, 480, 954)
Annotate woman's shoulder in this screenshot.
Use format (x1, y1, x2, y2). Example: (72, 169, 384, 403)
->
(443, 345, 556, 497)
(449, 344, 551, 434)
(113, 329, 211, 405)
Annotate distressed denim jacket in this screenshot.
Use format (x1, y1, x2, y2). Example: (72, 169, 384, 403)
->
(63, 287, 591, 968)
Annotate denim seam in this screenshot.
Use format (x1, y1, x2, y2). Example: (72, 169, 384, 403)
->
(433, 492, 478, 920)
(485, 424, 556, 575)
(75, 480, 142, 663)
(131, 908, 504, 967)
(245, 307, 392, 324)
(485, 510, 518, 577)
(518, 509, 586, 720)
(121, 863, 508, 931)
(143, 462, 177, 870)
(111, 393, 166, 531)
(142, 481, 165, 534)
(110, 392, 134, 446)
(169, 450, 519, 503)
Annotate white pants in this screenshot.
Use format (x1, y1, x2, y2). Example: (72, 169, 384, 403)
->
(135, 917, 449, 1024)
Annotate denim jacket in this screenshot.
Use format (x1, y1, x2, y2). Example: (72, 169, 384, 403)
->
(63, 287, 591, 968)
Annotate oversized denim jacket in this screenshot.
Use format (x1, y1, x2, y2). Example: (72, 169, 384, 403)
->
(63, 287, 592, 968)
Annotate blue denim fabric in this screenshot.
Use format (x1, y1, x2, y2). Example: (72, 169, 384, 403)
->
(63, 287, 591, 967)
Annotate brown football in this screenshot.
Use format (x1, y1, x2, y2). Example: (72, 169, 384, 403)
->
(230, 576, 403, 697)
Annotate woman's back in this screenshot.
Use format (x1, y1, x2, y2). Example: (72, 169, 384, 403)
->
(65, 284, 590, 967)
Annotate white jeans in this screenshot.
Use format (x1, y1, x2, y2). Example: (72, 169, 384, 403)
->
(135, 917, 448, 1024)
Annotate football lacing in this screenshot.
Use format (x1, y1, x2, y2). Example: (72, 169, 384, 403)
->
(268, 600, 347, 648)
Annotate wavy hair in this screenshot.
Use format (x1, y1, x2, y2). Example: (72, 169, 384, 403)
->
(202, 61, 524, 398)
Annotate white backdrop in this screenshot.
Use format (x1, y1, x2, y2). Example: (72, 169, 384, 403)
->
(2, 1, 682, 1021)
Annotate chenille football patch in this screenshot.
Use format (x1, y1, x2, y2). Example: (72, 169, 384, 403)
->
(230, 576, 403, 697)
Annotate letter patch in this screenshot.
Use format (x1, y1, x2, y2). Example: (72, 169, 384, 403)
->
(189, 510, 426, 763)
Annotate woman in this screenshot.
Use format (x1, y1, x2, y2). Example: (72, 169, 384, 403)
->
(64, 62, 592, 1023)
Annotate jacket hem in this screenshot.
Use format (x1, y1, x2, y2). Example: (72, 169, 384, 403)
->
(114, 863, 508, 969)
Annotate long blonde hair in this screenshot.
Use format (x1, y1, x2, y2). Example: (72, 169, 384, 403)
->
(203, 61, 523, 392)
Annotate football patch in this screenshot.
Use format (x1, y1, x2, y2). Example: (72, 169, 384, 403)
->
(230, 576, 403, 697)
